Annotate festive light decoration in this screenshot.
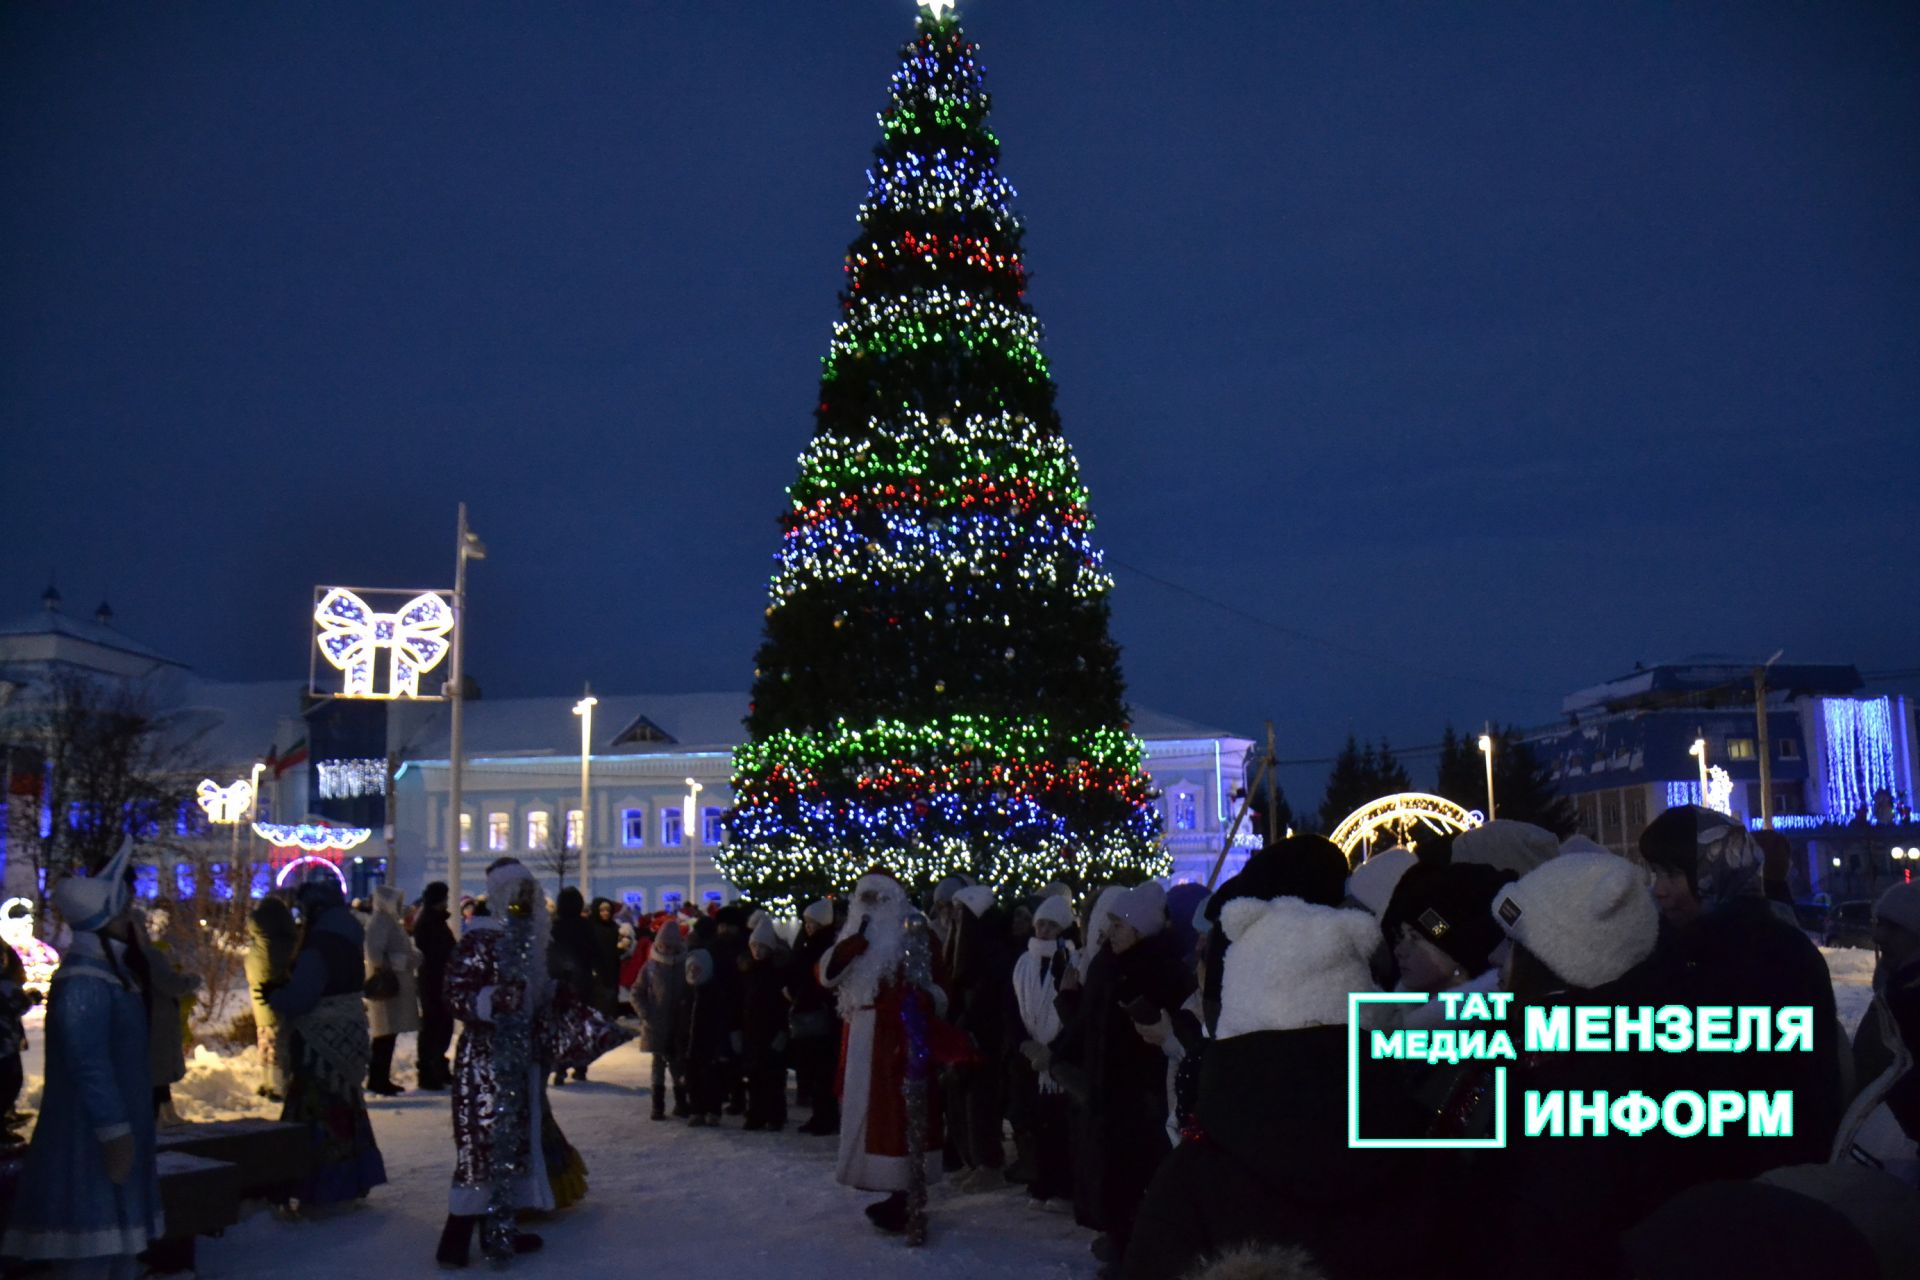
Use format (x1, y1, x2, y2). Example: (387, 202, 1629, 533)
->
(724, 5, 1162, 911)
(1822, 697, 1901, 820)
(273, 854, 349, 892)
(317, 757, 386, 800)
(485, 890, 537, 1262)
(1703, 765, 1735, 817)
(0, 899, 61, 996)
(313, 588, 454, 699)
(1329, 793, 1485, 860)
(195, 777, 255, 825)
(1665, 781, 1701, 809)
(251, 821, 372, 853)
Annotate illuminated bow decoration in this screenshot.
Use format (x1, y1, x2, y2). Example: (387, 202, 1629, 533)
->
(195, 778, 254, 825)
(315, 588, 453, 699)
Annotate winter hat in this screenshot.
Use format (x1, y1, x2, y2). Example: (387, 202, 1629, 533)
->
(953, 885, 996, 918)
(1558, 833, 1609, 857)
(1872, 881, 1920, 939)
(749, 917, 781, 953)
(1215, 896, 1379, 1039)
(1623, 1180, 1877, 1280)
(1452, 820, 1560, 878)
(1204, 835, 1350, 924)
(52, 837, 136, 934)
(1032, 895, 1074, 930)
(1640, 805, 1762, 906)
(1108, 880, 1167, 938)
(802, 898, 835, 927)
(684, 949, 713, 985)
(422, 881, 450, 908)
(1345, 847, 1416, 918)
(932, 875, 970, 906)
(1386, 862, 1515, 976)
(651, 922, 685, 958)
(1491, 851, 1657, 991)
(747, 909, 770, 933)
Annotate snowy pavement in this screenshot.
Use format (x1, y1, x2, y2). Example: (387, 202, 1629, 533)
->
(157, 1039, 1098, 1279)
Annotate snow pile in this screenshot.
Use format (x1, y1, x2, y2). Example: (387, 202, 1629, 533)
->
(172, 1044, 278, 1122)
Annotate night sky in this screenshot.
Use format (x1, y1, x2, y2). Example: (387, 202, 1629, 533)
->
(4, 2, 1915, 802)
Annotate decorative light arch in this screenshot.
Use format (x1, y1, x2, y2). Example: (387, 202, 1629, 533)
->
(1330, 792, 1485, 861)
(251, 821, 372, 853)
(275, 855, 350, 893)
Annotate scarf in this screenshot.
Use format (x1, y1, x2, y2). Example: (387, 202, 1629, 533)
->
(1013, 937, 1074, 1093)
(294, 992, 371, 1097)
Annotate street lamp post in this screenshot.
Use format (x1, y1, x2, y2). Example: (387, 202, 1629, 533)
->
(573, 686, 597, 900)
(1477, 728, 1496, 821)
(446, 503, 486, 931)
(685, 777, 704, 913)
(1689, 736, 1710, 808)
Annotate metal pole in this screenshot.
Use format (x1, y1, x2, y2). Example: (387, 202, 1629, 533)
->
(1263, 722, 1278, 845)
(574, 686, 596, 900)
(1479, 725, 1496, 821)
(1754, 665, 1775, 831)
(447, 503, 472, 930)
(685, 777, 703, 911)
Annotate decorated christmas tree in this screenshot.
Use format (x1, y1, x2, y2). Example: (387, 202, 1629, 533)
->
(721, 0, 1165, 911)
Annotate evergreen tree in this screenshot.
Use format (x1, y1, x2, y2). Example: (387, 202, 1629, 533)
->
(1374, 738, 1413, 794)
(1317, 734, 1372, 833)
(722, 3, 1162, 911)
(1432, 723, 1578, 837)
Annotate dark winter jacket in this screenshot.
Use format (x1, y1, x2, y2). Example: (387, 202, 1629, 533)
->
(1849, 952, 1920, 1142)
(1123, 1027, 1430, 1280)
(1670, 896, 1844, 1177)
(548, 890, 597, 1005)
(785, 923, 840, 1039)
(740, 948, 791, 1062)
(635, 946, 689, 1059)
(683, 947, 737, 1066)
(269, 901, 367, 1018)
(948, 906, 1018, 1058)
(586, 903, 622, 993)
(1050, 930, 1195, 1237)
(413, 904, 456, 1014)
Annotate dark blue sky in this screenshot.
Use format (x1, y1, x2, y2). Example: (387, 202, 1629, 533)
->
(5, 2, 1916, 802)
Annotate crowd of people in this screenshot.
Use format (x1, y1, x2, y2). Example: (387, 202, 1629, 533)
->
(3, 807, 1918, 1278)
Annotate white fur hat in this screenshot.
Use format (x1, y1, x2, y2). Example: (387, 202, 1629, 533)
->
(1492, 851, 1657, 990)
(802, 898, 835, 927)
(1032, 895, 1074, 930)
(1108, 880, 1167, 938)
(1345, 846, 1416, 918)
(1454, 820, 1561, 877)
(953, 884, 996, 918)
(1215, 896, 1379, 1039)
(749, 917, 781, 952)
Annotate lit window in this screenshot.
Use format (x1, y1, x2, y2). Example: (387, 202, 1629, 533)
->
(526, 811, 550, 850)
(1727, 738, 1757, 761)
(1778, 739, 1801, 761)
(134, 865, 160, 899)
(622, 808, 646, 847)
(702, 807, 725, 845)
(487, 813, 510, 852)
(175, 863, 195, 899)
(662, 890, 684, 914)
(459, 812, 472, 853)
(566, 809, 585, 850)
(1171, 792, 1197, 832)
(662, 808, 683, 847)
(251, 864, 272, 898)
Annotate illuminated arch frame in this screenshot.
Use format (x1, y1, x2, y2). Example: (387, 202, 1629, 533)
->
(1330, 792, 1485, 861)
(275, 855, 350, 893)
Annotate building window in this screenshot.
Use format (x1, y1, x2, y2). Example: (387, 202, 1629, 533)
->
(565, 809, 585, 850)
(1171, 791, 1198, 832)
(1577, 793, 1599, 842)
(702, 807, 725, 845)
(662, 808, 683, 847)
(175, 863, 196, 899)
(487, 813, 510, 852)
(1777, 738, 1801, 761)
(1623, 788, 1648, 844)
(1727, 738, 1757, 761)
(622, 890, 646, 913)
(621, 808, 646, 848)
(662, 890, 684, 914)
(526, 811, 550, 850)
(1599, 790, 1623, 849)
(459, 812, 472, 853)
(134, 864, 160, 900)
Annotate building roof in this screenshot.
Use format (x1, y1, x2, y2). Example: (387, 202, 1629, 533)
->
(1562, 657, 1863, 717)
(165, 677, 308, 768)
(390, 693, 1243, 763)
(0, 604, 184, 669)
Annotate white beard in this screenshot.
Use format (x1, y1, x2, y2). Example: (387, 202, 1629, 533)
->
(833, 897, 908, 1019)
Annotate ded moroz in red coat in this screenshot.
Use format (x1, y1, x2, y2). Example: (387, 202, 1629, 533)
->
(823, 963, 957, 1192)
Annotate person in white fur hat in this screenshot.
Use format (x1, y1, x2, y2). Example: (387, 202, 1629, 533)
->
(1011, 893, 1078, 1206)
(1123, 894, 1421, 1280)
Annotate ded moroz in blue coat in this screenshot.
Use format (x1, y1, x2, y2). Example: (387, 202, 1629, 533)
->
(1, 931, 163, 1262)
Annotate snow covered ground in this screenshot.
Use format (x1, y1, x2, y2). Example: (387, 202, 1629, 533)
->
(7, 949, 1881, 1277)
